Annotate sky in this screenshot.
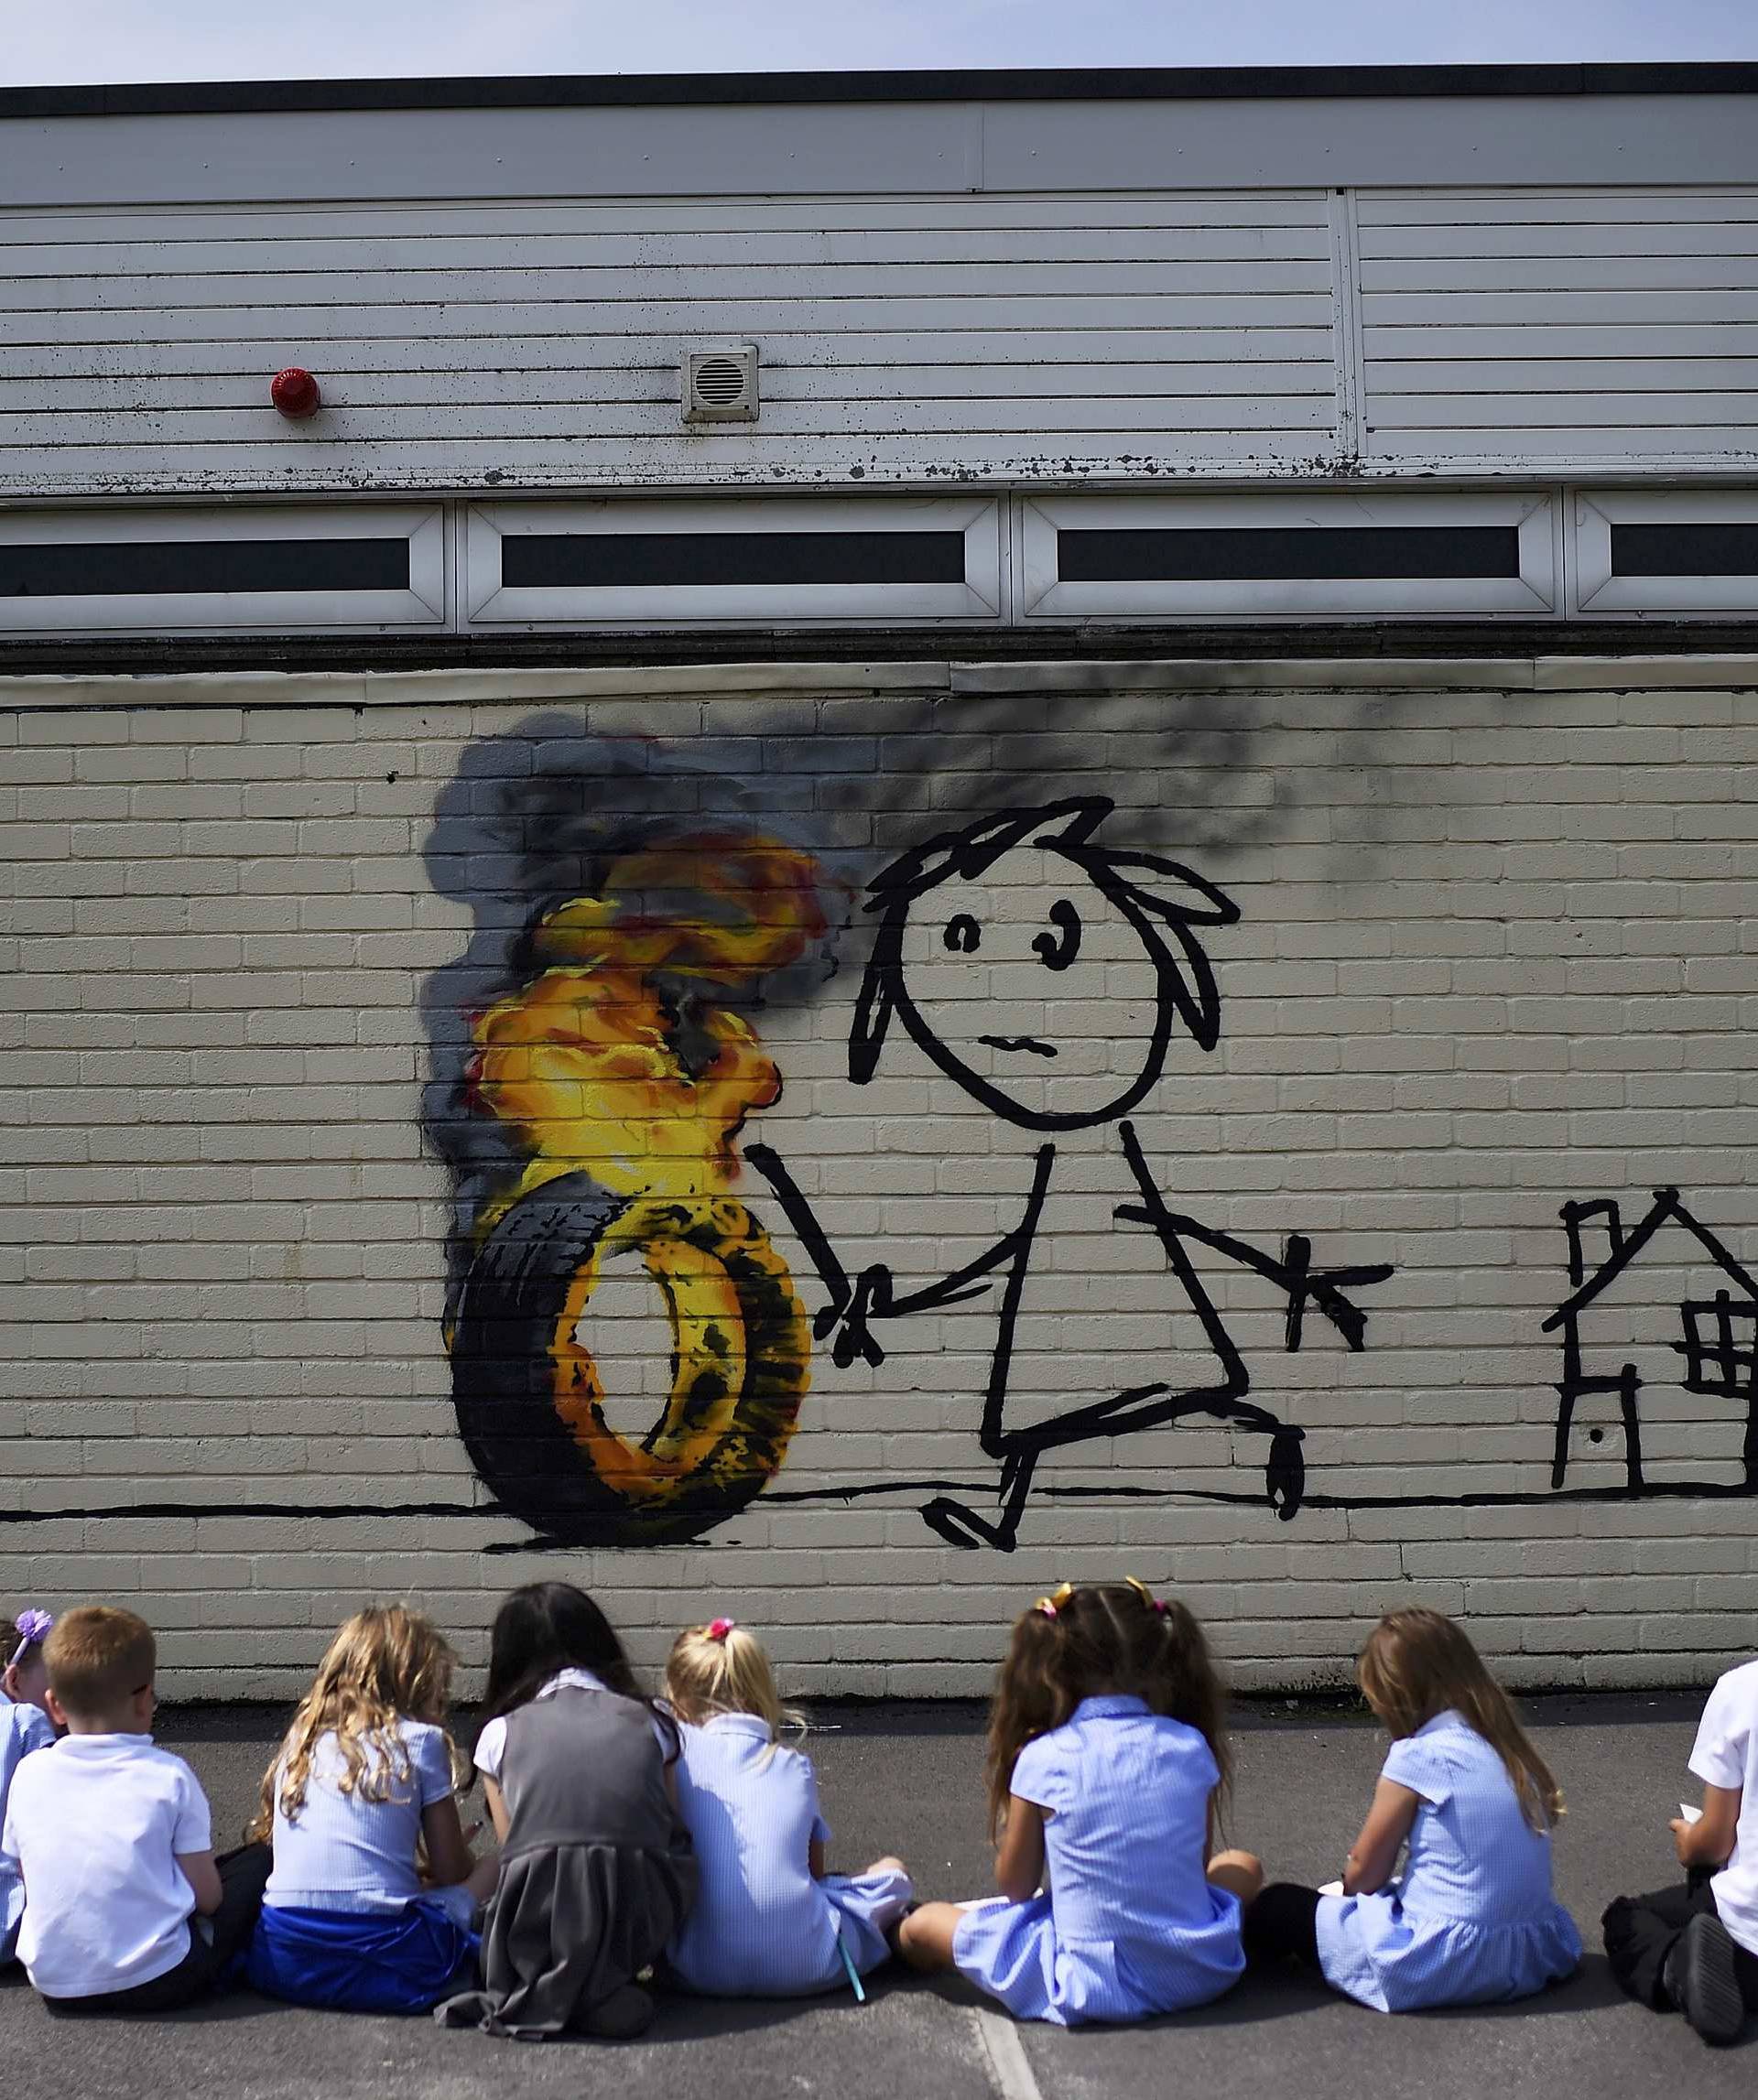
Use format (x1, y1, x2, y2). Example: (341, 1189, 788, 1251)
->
(3, 0, 1756, 87)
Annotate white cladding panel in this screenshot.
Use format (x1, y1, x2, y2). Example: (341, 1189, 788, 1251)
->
(0, 194, 1342, 496)
(1357, 189, 1758, 471)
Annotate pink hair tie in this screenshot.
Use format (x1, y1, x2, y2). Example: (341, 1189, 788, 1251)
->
(707, 1618, 735, 1642)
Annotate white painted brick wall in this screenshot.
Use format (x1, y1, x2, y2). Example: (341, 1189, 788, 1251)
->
(3, 660, 1757, 1699)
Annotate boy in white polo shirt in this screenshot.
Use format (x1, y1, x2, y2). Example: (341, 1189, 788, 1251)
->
(0, 1604, 269, 2014)
(1604, 1654, 1758, 2047)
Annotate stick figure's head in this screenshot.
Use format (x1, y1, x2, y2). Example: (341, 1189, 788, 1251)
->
(852, 797, 1240, 1131)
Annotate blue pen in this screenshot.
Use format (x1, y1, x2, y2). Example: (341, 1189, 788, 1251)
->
(836, 1930, 867, 2004)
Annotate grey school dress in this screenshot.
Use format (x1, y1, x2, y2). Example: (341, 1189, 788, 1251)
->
(438, 1686, 696, 2038)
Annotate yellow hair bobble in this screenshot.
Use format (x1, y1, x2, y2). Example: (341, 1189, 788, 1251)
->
(1125, 1575, 1170, 1618)
(1034, 1581, 1074, 1619)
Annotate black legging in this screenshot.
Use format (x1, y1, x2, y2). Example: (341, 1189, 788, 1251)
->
(1245, 1881, 1322, 1969)
(43, 1843, 271, 2017)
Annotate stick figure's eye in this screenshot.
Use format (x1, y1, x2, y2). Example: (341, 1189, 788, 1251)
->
(1033, 900, 1082, 972)
(943, 915, 982, 954)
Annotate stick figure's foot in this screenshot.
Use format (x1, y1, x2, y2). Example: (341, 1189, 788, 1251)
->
(921, 1498, 1018, 1552)
(1265, 1425, 1306, 1522)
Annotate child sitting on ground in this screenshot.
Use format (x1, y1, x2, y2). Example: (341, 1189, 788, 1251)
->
(897, 1578, 1259, 2026)
(0, 1608, 56, 1965)
(438, 1581, 697, 2041)
(1604, 1649, 1758, 2045)
(665, 1618, 912, 1997)
(246, 1605, 495, 2015)
(0, 1604, 270, 2013)
(1246, 1607, 1581, 2010)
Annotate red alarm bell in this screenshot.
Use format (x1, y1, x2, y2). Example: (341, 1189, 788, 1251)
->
(271, 368, 321, 419)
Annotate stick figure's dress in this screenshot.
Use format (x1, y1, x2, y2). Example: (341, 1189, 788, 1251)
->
(750, 796, 1392, 1552)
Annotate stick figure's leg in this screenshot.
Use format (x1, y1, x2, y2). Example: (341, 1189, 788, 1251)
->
(922, 1448, 1036, 1553)
(920, 1145, 1054, 1553)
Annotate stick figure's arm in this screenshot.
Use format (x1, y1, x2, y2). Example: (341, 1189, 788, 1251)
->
(1114, 1120, 1393, 1352)
(743, 1141, 1050, 1370)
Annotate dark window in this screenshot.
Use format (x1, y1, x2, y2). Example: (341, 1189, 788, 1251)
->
(0, 538, 410, 599)
(1677, 1294, 1758, 1398)
(501, 530, 966, 590)
(1057, 525, 1522, 584)
(1610, 523, 1758, 579)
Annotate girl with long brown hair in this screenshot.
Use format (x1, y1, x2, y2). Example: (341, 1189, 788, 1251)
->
(244, 1606, 495, 2015)
(1246, 1607, 1580, 2010)
(897, 1579, 1259, 2025)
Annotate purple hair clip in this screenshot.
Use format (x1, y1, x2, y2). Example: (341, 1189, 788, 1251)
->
(10, 1608, 51, 1667)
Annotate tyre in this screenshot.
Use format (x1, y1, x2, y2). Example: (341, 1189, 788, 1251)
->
(450, 1172, 812, 1546)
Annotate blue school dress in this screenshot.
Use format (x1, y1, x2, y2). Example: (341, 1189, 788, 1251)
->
(1315, 1709, 1582, 2012)
(247, 1720, 479, 2014)
(667, 1714, 911, 1995)
(953, 1694, 1244, 2027)
(0, 1694, 53, 1965)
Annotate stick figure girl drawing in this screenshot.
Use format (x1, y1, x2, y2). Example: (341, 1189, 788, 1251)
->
(749, 796, 1393, 1551)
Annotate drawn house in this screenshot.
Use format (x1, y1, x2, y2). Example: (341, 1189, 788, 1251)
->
(1543, 1189, 1758, 1494)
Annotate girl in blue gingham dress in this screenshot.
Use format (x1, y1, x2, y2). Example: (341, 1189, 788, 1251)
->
(664, 1618, 913, 1997)
(1246, 1607, 1581, 2011)
(897, 1580, 1261, 2026)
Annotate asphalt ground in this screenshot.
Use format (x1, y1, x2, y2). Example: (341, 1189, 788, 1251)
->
(0, 1691, 1748, 2100)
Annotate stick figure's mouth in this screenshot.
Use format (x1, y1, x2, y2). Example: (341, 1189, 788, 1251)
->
(978, 1034, 1058, 1059)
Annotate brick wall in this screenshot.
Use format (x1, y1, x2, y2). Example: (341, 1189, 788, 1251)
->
(3, 659, 1756, 1698)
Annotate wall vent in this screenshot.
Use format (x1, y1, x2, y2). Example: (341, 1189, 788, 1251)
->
(682, 343, 759, 424)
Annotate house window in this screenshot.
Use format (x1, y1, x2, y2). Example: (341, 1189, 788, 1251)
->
(1677, 1294, 1758, 1400)
(468, 497, 1002, 625)
(1019, 492, 1556, 620)
(1576, 493, 1758, 614)
(0, 506, 444, 633)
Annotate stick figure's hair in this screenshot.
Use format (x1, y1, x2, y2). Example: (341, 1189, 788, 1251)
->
(851, 796, 1241, 1086)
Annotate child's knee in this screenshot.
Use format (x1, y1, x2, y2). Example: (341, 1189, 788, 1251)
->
(896, 1902, 960, 1973)
(1207, 1848, 1265, 1903)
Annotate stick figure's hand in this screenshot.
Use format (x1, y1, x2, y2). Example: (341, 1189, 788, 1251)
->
(820, 1263, 894, 1369)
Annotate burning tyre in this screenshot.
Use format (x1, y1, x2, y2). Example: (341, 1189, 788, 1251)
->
(450, 1171, 812, 1546)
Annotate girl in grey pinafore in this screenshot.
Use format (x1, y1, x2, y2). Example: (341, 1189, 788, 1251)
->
(440, 1584, 696, 2039)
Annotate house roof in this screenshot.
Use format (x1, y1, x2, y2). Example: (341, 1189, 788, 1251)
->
(3, 62, 1758, 121)
(1541, 1187, 1758, 1329)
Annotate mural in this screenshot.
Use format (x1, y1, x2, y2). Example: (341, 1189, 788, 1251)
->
(432, 767, 1394, 1550)
(423, 726, 1758, 1552)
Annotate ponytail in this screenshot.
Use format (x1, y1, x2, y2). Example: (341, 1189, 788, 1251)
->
(983, 1578, 1231, 1839)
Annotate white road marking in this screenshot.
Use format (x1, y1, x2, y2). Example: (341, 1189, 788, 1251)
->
(971, 2003, 1048, 2100)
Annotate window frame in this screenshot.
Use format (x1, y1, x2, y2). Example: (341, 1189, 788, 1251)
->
(1575, 490, 1758, 615)
(1017, 489, 1557, 621)
(464, 495, 1004, 626)
(0, 504, 446, 633)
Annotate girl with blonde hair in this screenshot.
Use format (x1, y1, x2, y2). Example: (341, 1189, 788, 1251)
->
(1246, 1607, 1581, 2010)
(664, 1618, 912, 1997)
(896, 1580, 1258, 2026)
(244, 1606, 494, 2014)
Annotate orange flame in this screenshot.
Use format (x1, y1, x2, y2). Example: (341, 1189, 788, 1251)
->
(469, 835, 828, 1217)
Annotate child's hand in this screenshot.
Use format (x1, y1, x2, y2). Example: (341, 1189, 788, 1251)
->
(1671, 1816, 1699, 1865)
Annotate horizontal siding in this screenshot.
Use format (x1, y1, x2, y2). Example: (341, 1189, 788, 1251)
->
(14, 182, 1758, 494)
(0, 194, 1343, 496)
(1357, 189, 1758, 469)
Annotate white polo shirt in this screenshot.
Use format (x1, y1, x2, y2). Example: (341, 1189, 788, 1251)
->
(0, 1733, 212, 1997)
(1690, 1658, 1758, 1957)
